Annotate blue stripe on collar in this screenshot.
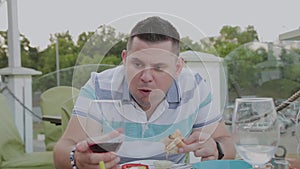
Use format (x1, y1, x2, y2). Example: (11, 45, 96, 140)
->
(166, 80, 180, 103)
(122, 80, 131, 101)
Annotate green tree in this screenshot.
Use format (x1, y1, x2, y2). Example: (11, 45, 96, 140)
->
(0, 31, 41, 70)
(281, 48, 300, 82)
(76, 25, 125, 66)
(20, 34, 41, 70)
(77, 31, 94, 52)
(224, 42, 268, 100)
(180, 36, 202, 52)
(0, 31, 8, 68)
(210, 25, 259, 57)
(39, 31, 78, 74)
(102, 55, 122, 65)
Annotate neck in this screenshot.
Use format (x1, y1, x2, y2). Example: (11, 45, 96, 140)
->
(131, 95, 164, 120)
(140, 101, 163, 120)
(144, 105, 157, 120)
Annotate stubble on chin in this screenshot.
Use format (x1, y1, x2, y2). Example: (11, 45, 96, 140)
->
(141, 89, 166, 112)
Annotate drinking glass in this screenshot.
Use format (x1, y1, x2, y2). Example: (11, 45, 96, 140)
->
(85, 100, 125, 153)
(232, 98, 280, 168)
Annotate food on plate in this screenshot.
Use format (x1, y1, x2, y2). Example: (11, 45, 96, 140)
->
(161, 130, 185, 158)
(153, 160, 173, 169)
(121, 163, 149, 169)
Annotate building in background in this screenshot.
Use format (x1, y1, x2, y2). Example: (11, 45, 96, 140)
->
(279, 27, 300, 41)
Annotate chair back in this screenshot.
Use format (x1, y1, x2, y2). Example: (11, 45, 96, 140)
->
(61, 96, 78, 132)
(0, 93, 25, 161)
(40, 86, 79, 150)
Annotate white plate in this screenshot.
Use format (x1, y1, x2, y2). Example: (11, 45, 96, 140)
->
(123, 160, 157, 169)
(122, 160, 188, 169)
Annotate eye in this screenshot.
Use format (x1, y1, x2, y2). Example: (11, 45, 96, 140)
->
(153, 64, 166, 72)
(154, 65, 162, 71)
(134, 62, 143, 68)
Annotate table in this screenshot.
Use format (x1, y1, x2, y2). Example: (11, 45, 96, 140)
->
(122, 160, 252, 169)
(191, 159, 289, 169)
(192, 160, 251, 169)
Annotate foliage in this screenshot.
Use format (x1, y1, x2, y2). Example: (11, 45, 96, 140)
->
(201, 25, 259, 57)
(280, 49, 300, 82)
(0, 31, 8, 68)
(77, 31, 94, 50)
(102, 55, 122, 65)
(0, 24, 259, 72)
(225, 42, 300, 102)
(180, 36, 203, 52)
(1, 24, 299, 103)
(256, 79, 300, 99)
(20, 34, 41, 70)
(38, 31, 78, 74)
(225, 43, 266, 98)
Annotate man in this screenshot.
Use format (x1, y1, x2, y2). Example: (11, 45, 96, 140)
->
(53, 16, 236, 169)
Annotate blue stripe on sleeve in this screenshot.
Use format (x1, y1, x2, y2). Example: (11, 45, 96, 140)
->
(192, 114, 223, 128)
(80, 85, 96, 99)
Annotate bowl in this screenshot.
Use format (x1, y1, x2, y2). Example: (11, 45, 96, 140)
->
(153, 160, 173, 169)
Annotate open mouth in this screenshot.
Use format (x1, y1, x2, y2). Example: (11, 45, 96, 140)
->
(140, 89, 151, 92)
(138, 88, 152, 94)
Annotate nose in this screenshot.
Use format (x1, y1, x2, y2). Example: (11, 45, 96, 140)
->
(140, 68, 153, 83)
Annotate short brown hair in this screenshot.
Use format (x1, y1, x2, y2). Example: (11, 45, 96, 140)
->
(127, 16, 180, 55)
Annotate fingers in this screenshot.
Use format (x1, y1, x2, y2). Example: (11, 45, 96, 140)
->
(88, 130, 124, 144)
(76, 152, 120, 169)
(104, 157, 121, 169)
(75, 140, 120, 169)
(201, 156, 216, 161)
(286, 157, 300, 169)
(180, 132, 211, 152)
(184, 131, 211, 145)
(89, 153, 118, 164)
(103, 129, 122, 140)
(179, 131, 218, 160)
(76, 140, 90, 153)
(193, 145, 218, 160)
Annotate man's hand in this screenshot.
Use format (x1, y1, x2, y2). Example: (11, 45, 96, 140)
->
(75, 140, 120, 169)
(178, 131, 219, 161)
(286, 157, 300, 169)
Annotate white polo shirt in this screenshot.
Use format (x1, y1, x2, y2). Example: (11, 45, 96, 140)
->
(73, 65, 222, 163)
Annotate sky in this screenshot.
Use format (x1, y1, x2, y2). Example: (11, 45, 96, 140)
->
(0, 0, 300, 50)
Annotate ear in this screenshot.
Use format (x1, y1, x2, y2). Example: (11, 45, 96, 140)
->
(175, 57, 184, 77)
(121, 50, 127, 64)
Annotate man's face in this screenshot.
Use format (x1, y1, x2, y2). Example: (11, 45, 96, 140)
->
(122, 37, 183, 111)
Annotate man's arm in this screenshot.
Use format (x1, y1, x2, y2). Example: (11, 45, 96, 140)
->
(53, 116, 120, 169)
(53, 116, 86, 169)
(211, 121, 236, 159)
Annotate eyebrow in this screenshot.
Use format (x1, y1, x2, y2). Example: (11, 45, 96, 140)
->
(129, 57, 168, 67)
(130, 57, 143, 63)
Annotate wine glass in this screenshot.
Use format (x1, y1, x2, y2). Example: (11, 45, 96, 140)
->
(231, 98, 280, 168)
(85, 100, 125, 153)
(296, 109, 300, 157)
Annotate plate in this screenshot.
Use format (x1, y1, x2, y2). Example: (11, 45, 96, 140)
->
(123, 160, 158, 169)
(122, 160, 189, 169)
(125, 160, 157, 166)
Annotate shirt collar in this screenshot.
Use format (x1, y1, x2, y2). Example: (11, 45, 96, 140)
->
(122, 80, 131, 101)
(166, 80, 180, 103)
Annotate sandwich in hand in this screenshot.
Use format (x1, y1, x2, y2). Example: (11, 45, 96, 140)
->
(161, 130, 185, 158)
